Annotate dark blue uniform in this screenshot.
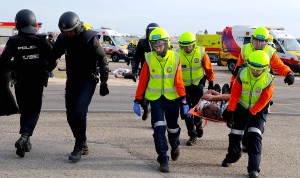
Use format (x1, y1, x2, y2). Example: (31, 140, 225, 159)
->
(0, 31, 51, 136)
(49, 29, 109, 144)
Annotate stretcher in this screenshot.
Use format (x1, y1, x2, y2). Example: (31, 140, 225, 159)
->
(188, 103, 227, 128)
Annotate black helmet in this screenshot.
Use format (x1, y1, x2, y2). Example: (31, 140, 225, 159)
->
(146, 23, 160, 39)
(58, 11, 82, 35)
(15, 9, 37, 34)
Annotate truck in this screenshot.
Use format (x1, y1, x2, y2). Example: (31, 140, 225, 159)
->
(221, 25, 300, 73)
(196, 33, 223, 65)
(94, 27, 129, 62)
(0, 22, 17, 54)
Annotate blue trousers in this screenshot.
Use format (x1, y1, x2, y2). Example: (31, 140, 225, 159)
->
(150, 96, 181, 165)
(227, 103, 268, 173)
(15, 82, 44, 136)
(65, 77, 97, 143)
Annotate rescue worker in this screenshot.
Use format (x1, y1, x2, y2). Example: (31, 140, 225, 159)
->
(133, 28, 187, 173)
(131, 23, 160, 121)
(127, 40, 136, 65)
(48, 11, 109, 163)
(231, 26, 294, 86)
(222, 50, 274, 178)
(177, 32, 215, 146)
(230, 27, 294, 152)
(0, 9, 52, 157)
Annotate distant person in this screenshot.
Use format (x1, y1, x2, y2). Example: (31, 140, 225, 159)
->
(177, 32, 215, 146)
(131, 22, 160, 121)
(47, 34, 55, 78)
(48, 11, 109, 163)
(0, 9, 52, 158)
(133, 27, 187, 173)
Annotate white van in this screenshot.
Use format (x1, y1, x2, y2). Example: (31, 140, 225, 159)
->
(94, 27, 128, 62)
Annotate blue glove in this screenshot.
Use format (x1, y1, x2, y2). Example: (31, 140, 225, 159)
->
(133, 102, 141, 116)
(182, 104, 191, 118)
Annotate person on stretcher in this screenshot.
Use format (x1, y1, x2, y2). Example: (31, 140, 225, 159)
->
(190, 84, 231, 122)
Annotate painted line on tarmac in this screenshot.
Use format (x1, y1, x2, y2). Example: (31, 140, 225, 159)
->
(42, 109, 300, 115)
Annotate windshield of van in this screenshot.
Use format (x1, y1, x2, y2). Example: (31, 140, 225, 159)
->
(112, 36, 127, 46)
(278, 38, 300, 51)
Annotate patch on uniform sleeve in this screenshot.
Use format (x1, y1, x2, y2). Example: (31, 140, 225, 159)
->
(255, 87, 262, 93)
(167, 66, 172, 73)
(194, 58, 199, 63)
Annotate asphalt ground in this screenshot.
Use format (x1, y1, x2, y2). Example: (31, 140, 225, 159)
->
(1, 64, 300, 177)
(0, 112, 299, 178)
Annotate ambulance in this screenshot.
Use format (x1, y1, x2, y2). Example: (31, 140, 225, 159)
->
(94, 27, 128, 62)
(221, 25, 300, 73)
(196, 33, 223, 65)
(0, 22, 17, 55)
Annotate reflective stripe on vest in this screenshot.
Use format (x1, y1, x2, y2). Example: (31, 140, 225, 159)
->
(179, 46, 205, 86)
(242, 44, 275, 61)
(238, 68, 274, 109)
(145, 51, 180, 101)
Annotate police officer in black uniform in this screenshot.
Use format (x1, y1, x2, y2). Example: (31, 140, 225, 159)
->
(48, 11, 109, 163)
(131, 23, 160, 121)
(0, 9, 52, 158)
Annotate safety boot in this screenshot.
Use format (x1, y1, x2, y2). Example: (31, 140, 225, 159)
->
(69, 142, 83, 163)
(186, 136, 197, 146)
(82, 142, 89, 155)
(213, 84, 221, 93)
(249, 170, 259, 178)
(158, 163, 169, 173)
(171, 147, 180, 161)
(24, 136, 32, 152)
(15, 133, 30, 158)
(222, 83, 230, 94)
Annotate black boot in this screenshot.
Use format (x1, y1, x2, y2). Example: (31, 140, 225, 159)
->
(15, 133, 30, 158)
(69, 141, 83, 163)
(186, 136, 197, 146)
(24, 136, 32, 152)
(171, 147, 180, 161)
(82, 141, 89, 155)
(222, 134, 242, 167)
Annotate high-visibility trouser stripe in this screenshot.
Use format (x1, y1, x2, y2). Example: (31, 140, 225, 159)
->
(167, 127, 179, 133)
(183, 77, 201, 83)
(154, 121, 166, 128)
(150, 74, 175, 79)
(230, 129, 244, 135)
(248, 127, 262, 135)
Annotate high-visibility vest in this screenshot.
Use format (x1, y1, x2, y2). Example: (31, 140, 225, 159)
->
(178, 47, 205, 86)
(241, 43, 275, 61)
(145, 51, 180, 101)
(238, 67, 274, 109)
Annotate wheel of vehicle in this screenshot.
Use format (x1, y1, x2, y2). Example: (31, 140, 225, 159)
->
(227, 60, 236, 71)
(111, 53, 120, 62)
(217, 58, 222, 66)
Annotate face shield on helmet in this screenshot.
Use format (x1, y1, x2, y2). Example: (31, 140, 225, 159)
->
(247, 50, 270, 78)
(179, 32, 196, 54)
(252, 27, 270, 50)
(58, 11, 82, 38)
(149, 28, 170, 57)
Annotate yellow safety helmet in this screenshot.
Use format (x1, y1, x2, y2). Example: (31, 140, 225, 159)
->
(268, 35, 273, 43)
(247, 50, 270, 71)
(252, 27, 270, 41)
(133, 41, 138, 45)
(83, 23, 91, 30)
(129, 40, 133, 44)
(149, 28, 170, 55)
(179, 32, 196, 46)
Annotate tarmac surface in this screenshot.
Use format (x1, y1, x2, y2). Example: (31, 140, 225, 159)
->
(1, 65, 300, 177)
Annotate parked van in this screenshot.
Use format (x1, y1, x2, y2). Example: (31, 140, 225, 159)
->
(196, 33, 223, 65)
(94, 27, 128, 62)
(221, 25, 300, 73)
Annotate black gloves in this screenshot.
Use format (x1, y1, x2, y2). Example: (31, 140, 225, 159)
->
(132, 71, 138, 82)
(100, 83, 109, 96)
(284, 72, 294, 85)
(231, 65, 241, 77)
(208, 81, 214, 90)
(223, 110, 234, 128)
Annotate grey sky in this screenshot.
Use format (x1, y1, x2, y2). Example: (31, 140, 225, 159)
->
(1, 0, 299, 37)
